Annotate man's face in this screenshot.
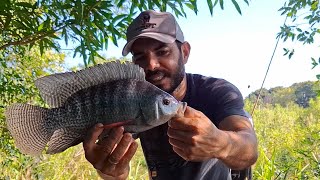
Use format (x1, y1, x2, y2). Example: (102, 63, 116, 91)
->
(130, 38, 185, 93)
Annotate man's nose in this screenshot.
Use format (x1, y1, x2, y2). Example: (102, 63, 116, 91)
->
(145, 54, 160, 71)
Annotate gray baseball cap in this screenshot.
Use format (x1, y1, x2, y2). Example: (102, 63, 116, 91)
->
(122, 10, 184, 56)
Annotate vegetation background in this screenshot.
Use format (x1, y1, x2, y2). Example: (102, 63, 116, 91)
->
(1, 0, 319, 179)
(1, 52, 319, 179)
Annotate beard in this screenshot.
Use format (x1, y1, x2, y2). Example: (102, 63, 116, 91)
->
(146, 55, 185, 94)
(167, 56, 185, 93)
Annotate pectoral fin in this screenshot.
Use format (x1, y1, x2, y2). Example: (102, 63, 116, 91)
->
(47, 128, 83, 154)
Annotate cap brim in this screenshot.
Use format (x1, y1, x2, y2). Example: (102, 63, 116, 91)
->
(122, 32, 176, 56)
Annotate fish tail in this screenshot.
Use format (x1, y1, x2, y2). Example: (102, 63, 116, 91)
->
(5, 103, 52, 155)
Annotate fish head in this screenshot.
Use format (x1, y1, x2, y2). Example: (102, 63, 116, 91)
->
(144, 92, 181, 127)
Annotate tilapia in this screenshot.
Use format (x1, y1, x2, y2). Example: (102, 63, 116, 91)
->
(5, 61, 186, 156)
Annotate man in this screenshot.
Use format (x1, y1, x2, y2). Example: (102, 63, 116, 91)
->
(83, 10, 258, 180)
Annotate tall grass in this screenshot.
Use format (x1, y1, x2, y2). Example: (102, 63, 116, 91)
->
(248, 99, 320, 179)
(1, 99, 319, 179)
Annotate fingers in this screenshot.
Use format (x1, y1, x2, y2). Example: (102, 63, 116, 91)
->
(183, 106, 201, 118)
(83, 124, 137, 178)
(98, 127, 124, 153)
(83, 123, 104, 152)
(169, 106, 207, 131)
(105, 133, 133, 166)
(100, 133, 137, 175)
(117, 140, 138, 170)
(167, 127, 193, 142)
(168, 118, 194, 131)
(169, 137, 188, 148)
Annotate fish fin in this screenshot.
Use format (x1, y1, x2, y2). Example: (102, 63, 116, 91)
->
(47, 128, 83, 154)
(35, 61, 145, 108)
(5, 104, 51, 156)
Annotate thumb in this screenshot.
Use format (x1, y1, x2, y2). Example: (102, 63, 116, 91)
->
(184, 106, 202, 118)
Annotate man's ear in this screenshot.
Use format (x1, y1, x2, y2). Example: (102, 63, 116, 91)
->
(181, 41, 191, 64)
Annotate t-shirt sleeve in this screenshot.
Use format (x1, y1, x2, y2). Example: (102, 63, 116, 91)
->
(199, 77, 247, 125)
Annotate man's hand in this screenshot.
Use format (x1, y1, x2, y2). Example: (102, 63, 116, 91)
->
(167, 106, 229, 162)
(83, 123, 138, 180)
(167, 106, 258, 169)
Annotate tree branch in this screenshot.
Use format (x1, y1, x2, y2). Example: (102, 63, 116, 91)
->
(0, 23, 71, 50)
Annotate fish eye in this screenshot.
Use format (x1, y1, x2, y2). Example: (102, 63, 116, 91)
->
(162, 98, 171, 105)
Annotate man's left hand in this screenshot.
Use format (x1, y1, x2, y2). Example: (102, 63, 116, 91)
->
(167, 106, 229, 161)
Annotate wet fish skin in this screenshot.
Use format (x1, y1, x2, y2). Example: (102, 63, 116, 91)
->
(5, 79, 183, 155)
(5, 61, 186, 156)
(52, 79, 180, 132)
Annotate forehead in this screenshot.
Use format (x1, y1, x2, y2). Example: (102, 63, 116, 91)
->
(131, 38, 175, 54)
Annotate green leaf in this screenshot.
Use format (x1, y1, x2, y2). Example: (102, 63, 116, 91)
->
(311, 0, 318, 11)
(39, 40, 44, 55)
(316, 74, 320, 80)
(231, 0, 242, 15)
(99, 1, 113, 9)
(15, 2, 33, 8)
(243, 0, 249, 6)
(190, 0, 198, 14)
(311, 57, 318, 69)
(213, 0, 219, 7)
(117, 0, 126, 7)
(177, 1, 187, 17)
(283, 48, 289, 56)
(62, 28, 68, 46)
(219, 0, 224, 10)
(73, 46, 81, 58)
(70, 25, 83, 37)
(147, 0, 154, 9)
(38, 23, 44, 31)
(185, 3, 195, 11)
(288, 49, 294, 59)
(112, 14, 127, 24)
(104, 36, 109, 50)
(168, 2, 183, 17)
(80, 40, 88, 67)
(207, 0, 214, 15)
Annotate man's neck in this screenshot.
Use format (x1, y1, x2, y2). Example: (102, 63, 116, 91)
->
(171, 74, 187, 101)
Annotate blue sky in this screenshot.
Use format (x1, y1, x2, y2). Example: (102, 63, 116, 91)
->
(66, 0, 319, 97)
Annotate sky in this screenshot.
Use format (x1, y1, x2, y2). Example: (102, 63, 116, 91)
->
(66, 0, 320, 98)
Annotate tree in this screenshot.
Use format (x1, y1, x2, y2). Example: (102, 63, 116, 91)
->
(0, 48, 65, 178)
(278, 0, 320, 79)
(245, 81, 319, 108)
(0, 0, 249, 66)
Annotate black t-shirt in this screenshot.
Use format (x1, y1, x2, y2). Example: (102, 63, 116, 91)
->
(139, 73, 248, 180)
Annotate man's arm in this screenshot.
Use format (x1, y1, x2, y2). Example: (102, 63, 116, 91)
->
(218, 115, 258, 170)
(167, 106, 258, 170)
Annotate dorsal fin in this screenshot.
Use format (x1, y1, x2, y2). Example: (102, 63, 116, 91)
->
(35, 61, 145, 108)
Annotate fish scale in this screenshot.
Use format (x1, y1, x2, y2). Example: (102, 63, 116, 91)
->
(5, 61, 186, 155)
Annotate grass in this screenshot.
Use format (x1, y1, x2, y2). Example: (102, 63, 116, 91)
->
(1, 99, 320, 179)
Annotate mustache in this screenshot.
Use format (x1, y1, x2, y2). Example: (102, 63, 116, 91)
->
(145, 70, 166, 79)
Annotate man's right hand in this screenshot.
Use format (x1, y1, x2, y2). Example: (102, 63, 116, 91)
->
(83, 123, 138, 180)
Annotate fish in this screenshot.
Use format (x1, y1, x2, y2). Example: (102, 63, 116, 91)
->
(5, 61, 186, 156)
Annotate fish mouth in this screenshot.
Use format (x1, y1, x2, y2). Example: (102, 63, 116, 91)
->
(172, 101, 187, 117)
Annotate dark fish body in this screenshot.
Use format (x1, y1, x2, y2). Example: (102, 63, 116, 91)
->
(51, 79, 179, 132)
(5, 61, 185, 155)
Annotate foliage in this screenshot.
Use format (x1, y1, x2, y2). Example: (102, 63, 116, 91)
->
(0, 48, 65, 179)
(2, 95, 320, 179)
(247, 98, 320, 179)
(278, 0, 320, 79)
(0, 0, 249, 66)
(246, 81, 319, 108)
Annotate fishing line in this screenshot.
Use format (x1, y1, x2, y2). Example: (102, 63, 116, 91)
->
(251, 16, 288, 116)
